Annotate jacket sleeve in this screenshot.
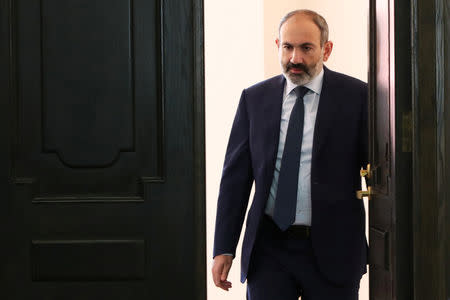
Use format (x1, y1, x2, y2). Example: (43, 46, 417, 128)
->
(213, 89, 254, 258)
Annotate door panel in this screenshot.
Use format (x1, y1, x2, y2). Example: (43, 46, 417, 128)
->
(16, 0, 162, 198)
(1, 0, 205, 299)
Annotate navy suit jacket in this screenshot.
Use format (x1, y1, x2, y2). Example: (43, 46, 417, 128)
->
(213, 66, 368, 285)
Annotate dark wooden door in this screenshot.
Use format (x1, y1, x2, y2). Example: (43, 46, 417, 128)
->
(368, 0, 414, 299)
(0, 0, 206, 299)
(368, 0, 396, 298)
(369, 0, 450, 299)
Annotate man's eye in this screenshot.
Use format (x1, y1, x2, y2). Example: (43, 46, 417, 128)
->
(283, 45, 292, 50)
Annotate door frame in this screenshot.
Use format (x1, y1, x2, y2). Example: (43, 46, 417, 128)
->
(192, 0, 207, 298)
(411, 0, 448, 298)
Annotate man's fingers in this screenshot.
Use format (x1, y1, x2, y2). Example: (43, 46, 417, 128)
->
(215, 279, 232, 291)
(219, 280, 232, 291)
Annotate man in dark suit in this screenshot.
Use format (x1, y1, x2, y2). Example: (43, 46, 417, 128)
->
(212, 9, 368, 300)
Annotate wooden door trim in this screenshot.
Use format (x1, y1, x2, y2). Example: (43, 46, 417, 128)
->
(411, 0, 448, 298)
(0, 0, 15, 291)
(445, 1, 450, 297)
(393, 0, 414, 298)
(192, 0, 207, 299)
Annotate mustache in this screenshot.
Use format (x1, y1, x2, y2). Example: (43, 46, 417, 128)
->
(286, 63, 309, 73)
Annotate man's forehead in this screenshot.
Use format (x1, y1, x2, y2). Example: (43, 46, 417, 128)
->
(280, 18, 321, 45)
(281, 15, 319, 33)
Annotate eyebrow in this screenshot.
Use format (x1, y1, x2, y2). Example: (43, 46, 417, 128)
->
(282, 42, 316, 47)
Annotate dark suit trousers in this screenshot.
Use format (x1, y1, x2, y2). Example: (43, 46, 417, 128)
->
(246, 216, 360, 300)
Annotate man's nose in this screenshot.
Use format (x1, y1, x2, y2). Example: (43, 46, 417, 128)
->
(290, 49, 304, 64)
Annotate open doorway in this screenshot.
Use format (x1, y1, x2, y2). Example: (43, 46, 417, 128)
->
(205, 1, 369, 299)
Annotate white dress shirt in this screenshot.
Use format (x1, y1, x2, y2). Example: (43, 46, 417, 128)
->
(265, 69, 324, 226)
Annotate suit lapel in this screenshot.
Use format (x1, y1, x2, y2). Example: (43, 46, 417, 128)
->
(312, 67, 338, 156)
(263, 75, 285, 186)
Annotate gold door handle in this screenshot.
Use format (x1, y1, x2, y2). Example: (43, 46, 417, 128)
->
(356, 186, 373, 199)
(360, 164, 371, 179)
(357, 164, 373, 200)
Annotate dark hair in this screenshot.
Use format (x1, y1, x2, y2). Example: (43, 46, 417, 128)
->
(279, 9, 329, 46)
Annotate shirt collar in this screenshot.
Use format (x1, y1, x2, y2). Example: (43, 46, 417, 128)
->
(284, 68, 324, 98)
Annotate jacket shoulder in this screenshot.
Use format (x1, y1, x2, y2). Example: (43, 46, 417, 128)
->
(244, 74, 285, 93)
(325, 68, 367, 90)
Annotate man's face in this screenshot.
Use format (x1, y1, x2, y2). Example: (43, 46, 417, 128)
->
(276, 14, 333, 85)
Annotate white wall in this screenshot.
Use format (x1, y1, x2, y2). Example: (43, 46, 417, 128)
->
(205, 1, 264, 299)
(205, 1, 369, 299)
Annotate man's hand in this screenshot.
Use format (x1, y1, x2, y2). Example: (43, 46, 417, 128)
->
(212, 254, 233, 291)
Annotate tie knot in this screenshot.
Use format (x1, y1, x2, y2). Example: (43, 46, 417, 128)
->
(294, 86, 310, 99)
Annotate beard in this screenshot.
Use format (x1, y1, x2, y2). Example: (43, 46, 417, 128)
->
(282, 57, 323, 85)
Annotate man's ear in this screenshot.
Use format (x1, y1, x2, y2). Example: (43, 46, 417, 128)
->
(275, 38, 280, 49)
(322, 41, 333, 62)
